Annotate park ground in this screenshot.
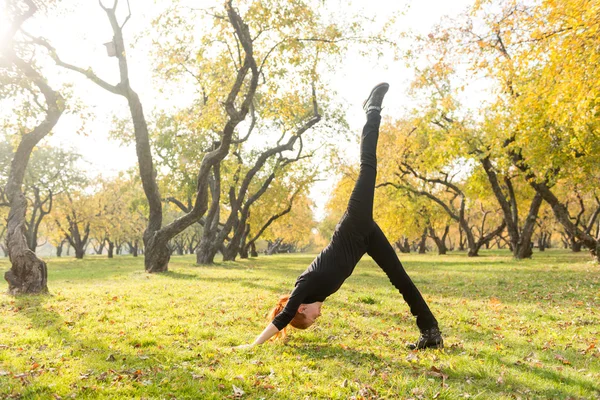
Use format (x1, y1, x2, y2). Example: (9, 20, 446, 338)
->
(0, 250, 599, 399)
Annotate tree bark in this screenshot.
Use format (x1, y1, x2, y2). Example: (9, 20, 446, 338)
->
(197, 162, 222, 265)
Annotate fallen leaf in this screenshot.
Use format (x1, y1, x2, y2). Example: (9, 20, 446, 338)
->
(554, 354, 571, 365)
(233, 384, 245, 397)
(341, 378, 348, 388)
(106, 354, 116, 362)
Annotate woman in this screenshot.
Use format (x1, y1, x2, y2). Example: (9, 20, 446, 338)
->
(238, 83, 443, 350)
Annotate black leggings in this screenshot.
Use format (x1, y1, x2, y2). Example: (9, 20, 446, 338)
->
(346, 111, 438, 331)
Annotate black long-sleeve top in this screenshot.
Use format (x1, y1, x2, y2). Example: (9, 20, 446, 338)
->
(272, 213, 370, 330)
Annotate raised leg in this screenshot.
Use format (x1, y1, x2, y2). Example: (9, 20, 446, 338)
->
(345, 111, 381, 227)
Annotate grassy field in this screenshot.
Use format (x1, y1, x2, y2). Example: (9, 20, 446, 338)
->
(0, 250, 599, 399)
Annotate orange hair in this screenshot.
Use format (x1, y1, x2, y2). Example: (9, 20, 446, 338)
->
(267, 294, 311, 340)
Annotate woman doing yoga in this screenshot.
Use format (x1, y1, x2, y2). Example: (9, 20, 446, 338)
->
(238, 83, 443, 350)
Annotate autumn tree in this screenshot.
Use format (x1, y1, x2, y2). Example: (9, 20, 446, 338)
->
(239, 170, 315, 258)
(0, 0, 65, 294)
(37, 0, 261, 272)
(448, 0, 600, 261)
(377, 119, 505, 257)
(261, 193, 317, 255)
(0, 142, 86, 252)
(149, 0, 365, 264)
(52, 190, 99, 259)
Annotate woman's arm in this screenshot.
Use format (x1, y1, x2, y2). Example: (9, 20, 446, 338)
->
(235, 323, 280, 349)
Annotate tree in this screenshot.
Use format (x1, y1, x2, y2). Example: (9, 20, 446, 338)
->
(52, 190, 97, 259)
(38, 0, 260, 272)
(88, 174, 146, 258)
(1, 0, 65, 294)
(449, 0, 600, 261)
(260, 193, 317, 255)
(377, 119, 505, 257)
(0, 142, 87, 252)
(151, 0, 363, 264)
(399, 26, 544, 259)
(240, 172, 314, 258)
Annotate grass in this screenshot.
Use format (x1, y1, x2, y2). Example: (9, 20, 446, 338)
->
(0, 250, 599, 399)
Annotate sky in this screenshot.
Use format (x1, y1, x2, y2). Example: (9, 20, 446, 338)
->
(1, 0, 477, 220)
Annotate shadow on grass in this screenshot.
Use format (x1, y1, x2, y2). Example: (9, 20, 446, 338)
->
(288, 342, 389, 365)
(160, 271, 199, 280)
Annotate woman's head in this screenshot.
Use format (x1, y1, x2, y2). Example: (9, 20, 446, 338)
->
(267, 295, 322, 339)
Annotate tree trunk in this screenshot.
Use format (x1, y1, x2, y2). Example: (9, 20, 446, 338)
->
(5, 192, 49, 295)
(128, 240, 140, 257)
(222, 244, 238, 261)
(429, 226, 449, 255)
(25, 186, 52, 253)
(74, 246, 85, 259)
(94, 240, 105, 255)
(107, 240, 114, 258)
(196, 162, 222, 265)
(250, 242, 258, 257)
(196, 239, 219, 264)
(267, 238, 283, 255)
(56, 240, 64, 257)
(238, 224, 251, 260)
(144, 234, 170, 272)
(537, 236, 545, 252)
(528, 180, 599, 261)
(418, 229, 427, 254)
(395, 237, 411, 253)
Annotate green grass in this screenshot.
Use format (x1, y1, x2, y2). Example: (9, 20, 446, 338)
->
(0, 250, 599, 399)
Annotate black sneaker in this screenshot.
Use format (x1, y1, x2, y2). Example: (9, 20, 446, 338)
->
(362, 82, 390, 114)
(407, 326, 444, 350)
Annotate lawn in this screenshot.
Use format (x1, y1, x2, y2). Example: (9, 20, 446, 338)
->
(0, 250, 599, 399)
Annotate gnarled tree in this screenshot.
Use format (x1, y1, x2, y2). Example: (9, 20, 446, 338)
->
(38, 0, 259, 272)
(1, 0, 65, 294)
